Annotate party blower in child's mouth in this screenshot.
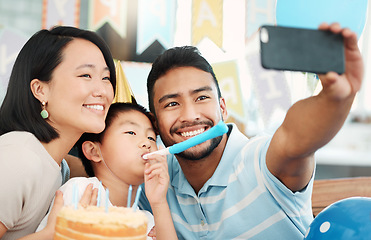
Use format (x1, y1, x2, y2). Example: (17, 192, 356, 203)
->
(143, 120, 228, 159)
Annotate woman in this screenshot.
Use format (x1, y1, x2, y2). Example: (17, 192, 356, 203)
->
(0, 26, 116, 239)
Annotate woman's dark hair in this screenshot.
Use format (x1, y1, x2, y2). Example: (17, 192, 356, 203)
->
(147, 46, 222, 115)
(0, 26, 116, 143)
(76, 102, 155, 177)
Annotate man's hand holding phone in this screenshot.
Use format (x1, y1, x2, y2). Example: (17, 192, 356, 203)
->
(260, 22, 363, 101)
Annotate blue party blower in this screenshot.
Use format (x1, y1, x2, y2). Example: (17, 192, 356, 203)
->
(143, 120, 228, 159)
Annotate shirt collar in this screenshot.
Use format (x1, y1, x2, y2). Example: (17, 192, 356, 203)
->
(169, 123, 250, 194)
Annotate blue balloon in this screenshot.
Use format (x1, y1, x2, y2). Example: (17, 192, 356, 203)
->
(304, 197, 371, 240)
(276, 0, 368, 37)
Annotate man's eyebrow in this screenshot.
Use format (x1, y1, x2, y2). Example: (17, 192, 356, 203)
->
(192, 86, 213, 94)
(158, 86, 213, 104)
(158, 93, 179, 104)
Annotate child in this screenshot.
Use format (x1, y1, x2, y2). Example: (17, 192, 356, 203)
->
(38, 102, 177, 240)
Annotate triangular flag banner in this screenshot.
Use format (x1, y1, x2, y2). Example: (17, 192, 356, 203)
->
(245, 0, 275, 40)
(136, 0, 176, 55)
(0, 29, 28, 105)
(212, 60, 245, 120)
(113, 60, 136, 103)
(88, 0, 128, 38)
(246, 52, 291, 128)
(42, 0, 81, 29)
(192, 0, 223, 48)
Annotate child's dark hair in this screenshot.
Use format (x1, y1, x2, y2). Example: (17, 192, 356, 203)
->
(76, 102, 156, 177)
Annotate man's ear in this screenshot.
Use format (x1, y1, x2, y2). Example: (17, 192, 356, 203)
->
(30, 79, 49, 103)
(82, 141, 102, 163)
(219, 97, 228, 120)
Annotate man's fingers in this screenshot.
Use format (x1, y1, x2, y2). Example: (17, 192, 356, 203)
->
(318, 22, 329, 30)
(328, 23, 342, 34)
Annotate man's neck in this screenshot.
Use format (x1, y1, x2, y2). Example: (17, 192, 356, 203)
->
(177, 135, 228, 194)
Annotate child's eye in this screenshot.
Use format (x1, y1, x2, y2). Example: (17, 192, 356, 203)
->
(148, 136, 156, 142)
(103, 76, 110, 81)
(125, 131, 136, 135)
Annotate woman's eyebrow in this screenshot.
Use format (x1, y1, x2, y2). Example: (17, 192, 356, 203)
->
(76, 65, 110, 72)
(76, 64, 95, 70)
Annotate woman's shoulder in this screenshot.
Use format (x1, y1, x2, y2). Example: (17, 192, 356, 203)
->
(0, 131, 53, 167)
(0, 131, 38, 147)
(0, 132, 41, 160)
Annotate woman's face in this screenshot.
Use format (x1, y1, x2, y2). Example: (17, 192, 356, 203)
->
(45, 38, 114, 137)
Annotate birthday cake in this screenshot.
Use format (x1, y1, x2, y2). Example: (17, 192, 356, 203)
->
(54, 205, 148, 240)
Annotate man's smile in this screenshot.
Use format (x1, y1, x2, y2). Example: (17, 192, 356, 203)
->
(180, 127, 205, 137)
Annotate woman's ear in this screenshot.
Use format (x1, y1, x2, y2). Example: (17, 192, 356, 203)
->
(30, 79, 49, 102)
(82, 141, 102, 163)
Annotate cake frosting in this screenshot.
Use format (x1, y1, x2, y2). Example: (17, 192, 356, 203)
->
(54, 205, 148, 240)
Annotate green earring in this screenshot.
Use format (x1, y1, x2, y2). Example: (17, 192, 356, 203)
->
(40, 101, 49, 119)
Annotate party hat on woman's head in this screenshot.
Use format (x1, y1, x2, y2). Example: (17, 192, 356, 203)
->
(113, 60, 136, 103)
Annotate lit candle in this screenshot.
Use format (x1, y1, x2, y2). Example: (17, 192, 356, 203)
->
(127, 185, 132, 208)
(97, 181, 102, 207)
(73, 183, 78, 210)
(105, 188, 109, 213)
(132, 185, 142, 211)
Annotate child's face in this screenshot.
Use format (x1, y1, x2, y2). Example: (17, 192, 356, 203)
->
(99, 110, 157, 184)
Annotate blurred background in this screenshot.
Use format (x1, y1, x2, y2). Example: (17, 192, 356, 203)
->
(0, 0, 370, 179)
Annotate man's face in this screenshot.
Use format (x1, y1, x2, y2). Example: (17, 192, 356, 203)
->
(152, 66, 228, 160)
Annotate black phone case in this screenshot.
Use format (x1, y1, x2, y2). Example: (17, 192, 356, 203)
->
(260, 25, 345, 74)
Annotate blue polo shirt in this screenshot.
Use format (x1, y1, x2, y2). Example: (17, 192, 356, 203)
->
(139, 124, 314, 239)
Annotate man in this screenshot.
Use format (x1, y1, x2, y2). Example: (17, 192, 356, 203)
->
(139, 23, 364, 239)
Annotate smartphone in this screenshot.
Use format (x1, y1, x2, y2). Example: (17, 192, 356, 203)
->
(259, 25, 345, 74)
